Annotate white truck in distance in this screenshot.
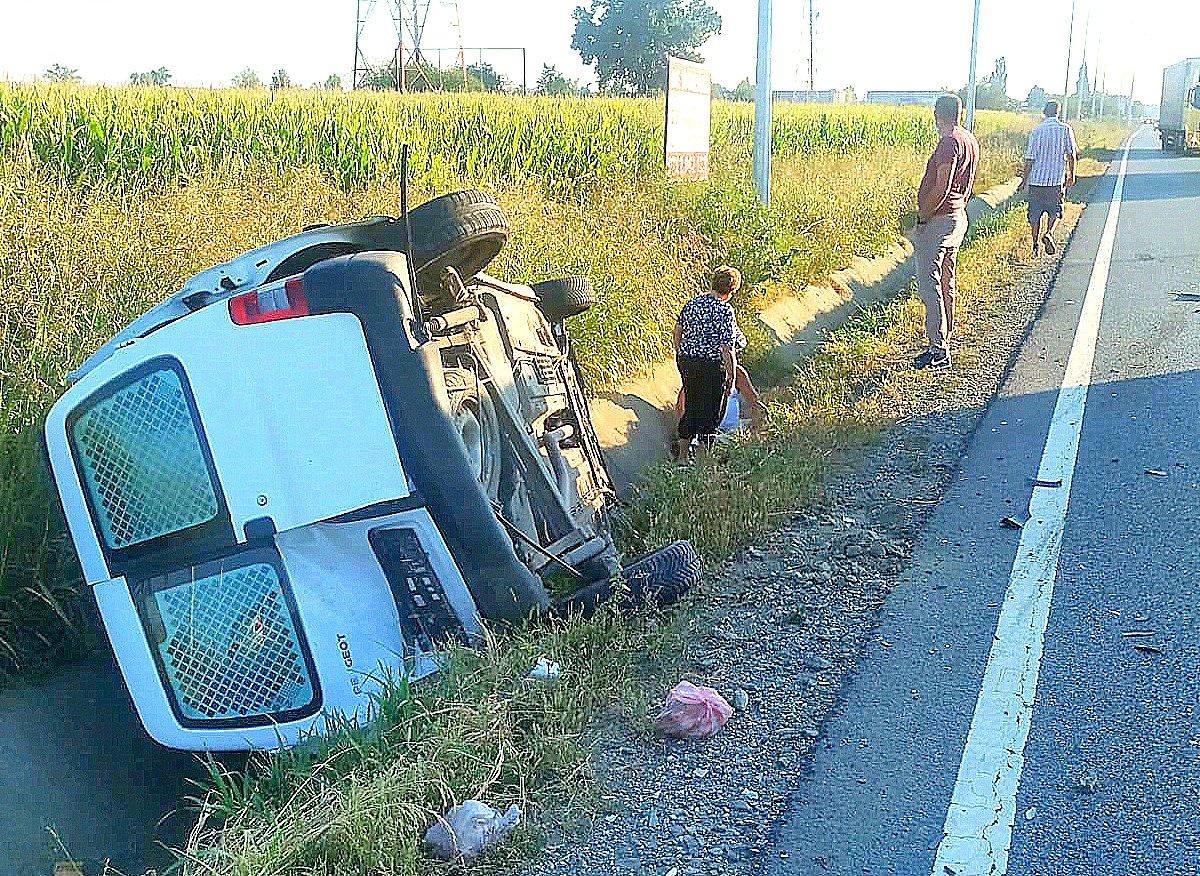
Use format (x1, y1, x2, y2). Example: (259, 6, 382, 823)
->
(1159, 58, 1200, 153)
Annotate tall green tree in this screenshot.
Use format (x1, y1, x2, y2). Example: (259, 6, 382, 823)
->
(537, 64, 580, 96)
(232, 68, 263, 89)
(44, 63, 80, 83)
(961, 57, 1016, 111)
(270, 69, 293, 90)
(466, 62, 506, 92)
(712, 77, 753, 101)
(571, 0, 721, 96)
(130, 67, 171, 86)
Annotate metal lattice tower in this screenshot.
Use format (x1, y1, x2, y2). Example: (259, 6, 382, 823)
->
(353, 0, 468, 91)
(446, 0, 468, 88)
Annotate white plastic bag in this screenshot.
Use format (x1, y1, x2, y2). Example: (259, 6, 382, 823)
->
(424, 799, 521, 861)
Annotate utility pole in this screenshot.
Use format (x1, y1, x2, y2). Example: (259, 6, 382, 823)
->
(753, 0, 773, 204)
(965, 0, 982, 130)
(808, 0, 815, 94)
(1078, 14, 1090, 119)
(1129, 73, 1136, 121)
(1062, 0, 1076, 118)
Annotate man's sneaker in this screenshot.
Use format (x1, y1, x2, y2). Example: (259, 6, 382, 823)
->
(913, 349, 951, 371)
(1042, 234, 1056, 255)
(913, 349, 951, 370)
(1032, 242, 1040, 257)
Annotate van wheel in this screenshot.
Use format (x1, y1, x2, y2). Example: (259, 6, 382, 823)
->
(620, 540, 702, 608)
(409, 191, 508, 308)
(531, 276, 597, 321)
(553, 539, 701, 618)
(444, 368, 502, 500)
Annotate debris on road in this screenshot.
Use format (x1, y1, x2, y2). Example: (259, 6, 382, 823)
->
(1000, 511, 1031, 529)
(731, 688, 750, 712)
(425, 800, 522, 861)
(1145, 469, 1168, 477)
(1029, 478, 1063, 488)
(655, 680, 733, 739)
(527, 656, 562, 680)
(1134, 643, 1164, 654)
(1121, 630, 1156, 638)
(1024, 806, 1037, 821)
(1076, 773, 1102, 794)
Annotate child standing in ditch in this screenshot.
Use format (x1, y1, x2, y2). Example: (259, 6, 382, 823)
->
(672, 265, 748, 461)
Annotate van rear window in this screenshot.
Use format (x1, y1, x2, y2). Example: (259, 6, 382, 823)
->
(70, 362, 219, 550)
(143, 554, 319, 725)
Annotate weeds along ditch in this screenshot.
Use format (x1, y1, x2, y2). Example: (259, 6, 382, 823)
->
(0, 83, 1124, 684)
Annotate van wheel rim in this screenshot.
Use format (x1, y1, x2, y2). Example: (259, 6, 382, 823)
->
(453, 400, 500, 497)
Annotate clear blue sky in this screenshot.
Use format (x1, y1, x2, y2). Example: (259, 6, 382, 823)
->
(1, 1, 1194, 103)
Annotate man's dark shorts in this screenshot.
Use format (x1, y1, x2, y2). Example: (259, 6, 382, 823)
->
(1028, 184, 1065, 224)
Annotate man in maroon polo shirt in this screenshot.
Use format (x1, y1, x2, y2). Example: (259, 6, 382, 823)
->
(912, 94, 980, 371)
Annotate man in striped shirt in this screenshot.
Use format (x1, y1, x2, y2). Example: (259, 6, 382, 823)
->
(1020, 100, 1078, 256)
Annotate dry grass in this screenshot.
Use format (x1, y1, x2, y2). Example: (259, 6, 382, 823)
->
(178, 607, 691, 876)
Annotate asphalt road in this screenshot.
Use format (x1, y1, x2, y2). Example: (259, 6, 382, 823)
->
(771, 127, 1200, 875)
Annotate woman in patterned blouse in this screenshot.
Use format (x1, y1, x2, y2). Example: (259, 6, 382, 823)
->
(672, 265, 747, 460)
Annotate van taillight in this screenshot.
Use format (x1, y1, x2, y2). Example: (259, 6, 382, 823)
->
(229, 278, 309, 325)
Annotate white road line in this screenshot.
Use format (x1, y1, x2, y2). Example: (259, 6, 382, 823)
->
(930, 136, 1136, 876)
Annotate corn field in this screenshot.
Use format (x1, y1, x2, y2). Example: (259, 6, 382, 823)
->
(0, 83, 1031, 194)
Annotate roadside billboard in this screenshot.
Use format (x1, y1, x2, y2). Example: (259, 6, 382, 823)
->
(664, 55, 712, 181)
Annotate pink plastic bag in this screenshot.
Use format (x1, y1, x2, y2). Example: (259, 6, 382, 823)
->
(654, 680, 733, 739)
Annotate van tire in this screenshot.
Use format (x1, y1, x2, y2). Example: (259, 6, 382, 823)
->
(444, 368, 502, 500)
(554, 539, 701, 618)
(531, 276, 597, 321)
(620, 540, 702, 608)
(409, 191, 508, 305)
